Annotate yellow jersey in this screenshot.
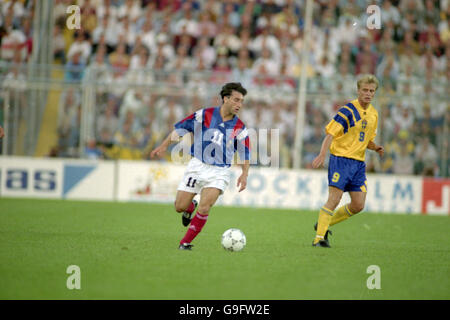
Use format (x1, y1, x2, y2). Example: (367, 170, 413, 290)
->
(325, 99, 378, 162)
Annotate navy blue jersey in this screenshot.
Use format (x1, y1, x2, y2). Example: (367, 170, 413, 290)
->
(174, 107, 251, 167)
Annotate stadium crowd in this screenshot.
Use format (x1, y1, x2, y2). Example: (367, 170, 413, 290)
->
(0, 0, 448, 177)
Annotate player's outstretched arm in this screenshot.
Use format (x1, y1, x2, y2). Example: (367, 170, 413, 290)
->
(312, 133, 334, 169)
(150, 130, 181, 159)
(0, 125, 4, 139)
(367, 141, 384, 158)
(237, 160, 250, 192)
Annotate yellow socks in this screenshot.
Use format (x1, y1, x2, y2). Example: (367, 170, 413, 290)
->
(314, 205, 355, 244)
(313, 207, 333, 244)
(329, 204, 353, 226)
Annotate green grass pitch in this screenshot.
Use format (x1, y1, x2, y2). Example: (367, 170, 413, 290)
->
(0, 198, 449, 300)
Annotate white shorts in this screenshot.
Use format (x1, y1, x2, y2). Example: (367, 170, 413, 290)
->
(177, 157, 231, 195)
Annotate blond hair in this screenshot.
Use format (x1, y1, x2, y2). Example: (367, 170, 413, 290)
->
(357, 74, 379, 90)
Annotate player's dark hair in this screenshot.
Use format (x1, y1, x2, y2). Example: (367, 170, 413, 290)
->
(220, 82, 247, 102)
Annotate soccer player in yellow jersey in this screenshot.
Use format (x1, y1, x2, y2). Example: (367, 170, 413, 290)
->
(311, 74, 385, 247)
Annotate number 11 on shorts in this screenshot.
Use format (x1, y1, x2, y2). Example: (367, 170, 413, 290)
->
(186, 177, 197, 188)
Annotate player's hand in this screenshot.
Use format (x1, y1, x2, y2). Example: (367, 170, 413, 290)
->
(312, 154, 325, 169)
(150, 144, 166, 158)
(376, 145, 384, 158)
(0, 126, 4, 139)
(237, 174, 247, 192)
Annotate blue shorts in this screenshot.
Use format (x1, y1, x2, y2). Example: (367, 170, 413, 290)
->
(328, 155, 367, 192)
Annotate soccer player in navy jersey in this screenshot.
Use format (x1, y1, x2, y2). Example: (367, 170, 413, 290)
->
(311, 74, 384, 248)
(150, 83, 251, 250)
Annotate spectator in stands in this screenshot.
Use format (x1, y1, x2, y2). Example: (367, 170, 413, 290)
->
(381, 0, 401, 25)
(2, 54, 26, 119)
(117, 0, 142, 23)
(96, 0, 118, 22)
(414, 136, 439, 176)
(149, 33, 175, 68)
(379, 104, 395, 141)
(64, 51, 86, 82)
(333, 16, 358, 47)
(213, 24, 241, 57)
(210, 46, 232, 84)
(173, 1, 200, 39)
(20, 15, 32, 58)
(231, 54, 253, 90)
(315, 55, 335, 79)
(88, 44, 110, 82)
(376, 48, 400, 83)
(57, 88, 81, 154)
(167, 44, 193, 71)
(419, 21, 443, 54)
(423, 0, 441, 24)
(113, 118, 141, 150)
(355, 38, 378, 75)
(140, 17, 156, 53)
(98, 127, 114, 147)
(192, 36, 216, 69)
(0, 14, 27, 62)
(84, 138, 103, 159)
(53, 23, 66, 64)
(119, 89, 147, 121)
(336, 42, 355, 74)
(139, 122, 156, 151)
(222, 2, 241, 28)
(2, 53, 26, 90)
(92, 13, 119, 52)
(304, 125, 325, 168)
(250, 26, 280, 60)
(117, 17, 137, 53)
(80, 0, 98, 33)
(392, 102, 415, 133)
(398, 40, 421, 76)
(108, 42, 130, 74)
(41, 0, 448, 175)
(128, 46, 153, 84)
(384, 129, 415, 174)
(399, 0, 424, 21)
(154, 96, 185, 129)
(418, 47, 441, 76)
(67, 31, 92, 64)
(392, 143, 415, 175)
(197, 10, 218, 38)
(252, 47, 280, 77)
(366, 151, 383, 174)
(96, 100, 119, 143)
(438, 9, 450, 43)
(2, 0, 26, 24)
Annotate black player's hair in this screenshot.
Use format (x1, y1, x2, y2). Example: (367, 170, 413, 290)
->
(220, 82, 247, 102)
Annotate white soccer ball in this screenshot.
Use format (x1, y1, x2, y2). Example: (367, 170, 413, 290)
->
(221, 228, 246, 252)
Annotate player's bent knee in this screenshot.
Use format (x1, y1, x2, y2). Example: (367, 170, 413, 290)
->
(197, 204, 212, 214)
(325, 199, 340, 211)
(174, 201, 187, 213)
(349, 203, 365, 214)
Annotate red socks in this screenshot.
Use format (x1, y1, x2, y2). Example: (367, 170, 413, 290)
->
(180, 212, 208, 244)
(185, 201, 196, 214)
